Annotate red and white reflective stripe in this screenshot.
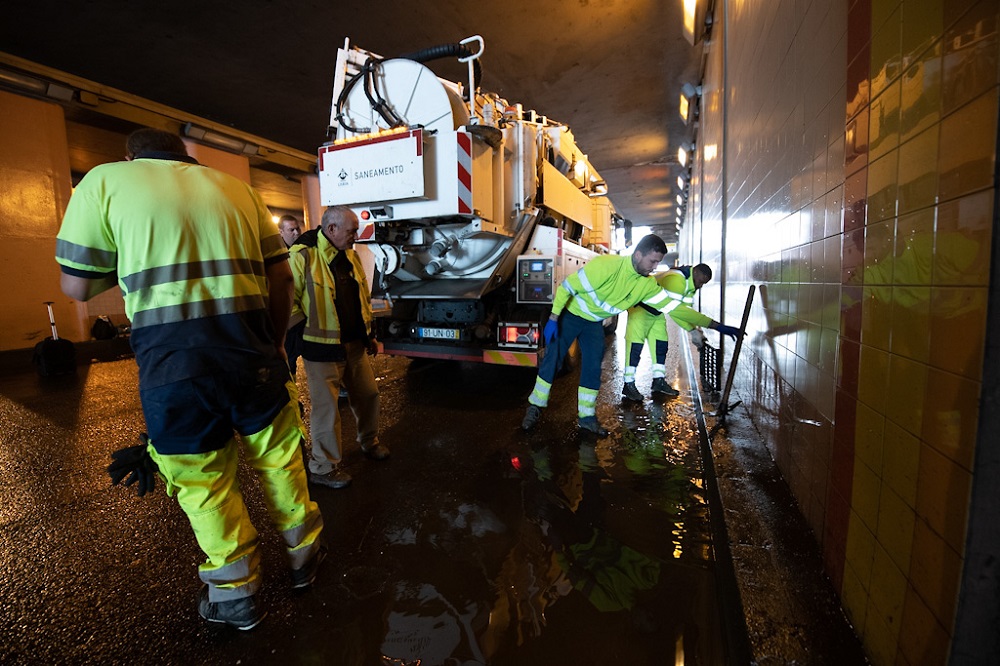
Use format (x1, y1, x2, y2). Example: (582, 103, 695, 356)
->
(358, 223, 375, 241)
(457, 133, 472, 214)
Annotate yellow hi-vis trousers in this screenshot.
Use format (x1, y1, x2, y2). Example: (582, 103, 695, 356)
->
(150, 390, 323, 602)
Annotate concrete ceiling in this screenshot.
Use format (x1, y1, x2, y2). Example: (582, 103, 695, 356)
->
(2, 0, 702, 243)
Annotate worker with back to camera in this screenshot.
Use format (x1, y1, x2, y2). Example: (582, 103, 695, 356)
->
(56, 128, 325, 631)
(521, 234, 740, 437)
(622, 262, 738, 401)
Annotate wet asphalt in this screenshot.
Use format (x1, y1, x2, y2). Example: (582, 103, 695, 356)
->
(0, 325, 865, 665)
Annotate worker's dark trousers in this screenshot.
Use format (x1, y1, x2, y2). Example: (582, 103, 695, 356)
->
(537, 311, 605, 390)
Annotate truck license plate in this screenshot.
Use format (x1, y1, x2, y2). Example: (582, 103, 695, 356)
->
(417, 327, 460, 340)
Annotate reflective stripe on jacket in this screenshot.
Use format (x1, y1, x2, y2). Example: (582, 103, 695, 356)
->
(551, 254, 676, 322)
(289, 231, 372, 345)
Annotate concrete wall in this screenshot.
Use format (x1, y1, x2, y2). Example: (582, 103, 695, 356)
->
(682, 0, 999, 663)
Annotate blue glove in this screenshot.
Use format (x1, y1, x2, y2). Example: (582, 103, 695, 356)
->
(715, 324, 742, 341)
(543, 318, 559, 344)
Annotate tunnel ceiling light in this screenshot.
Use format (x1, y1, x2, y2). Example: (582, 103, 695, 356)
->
(183, 122, 260, 156)
(679, 82, 701, 124)
(676, 194, 684, 205)
(677, 175, 686, 189)
(0, 66, 75, 101)
(678, 144, 692, 168)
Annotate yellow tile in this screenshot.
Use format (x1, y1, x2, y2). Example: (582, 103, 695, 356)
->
(900, 0, 943, 68)
(871, 6, 903, 98)
(896, 126, 939, 214)
(867, 151, 900, 223)
(853, 461, 883, 534)
(864, 598, 900, 665)
(890, 285, 931, 363)
(858, 345, 891, 412)
(900, 24, 943, 142)
(882, 419, 920, 507)
(909, 518, 963, 632)
(939, 88, 999, 201)
(862, 285, 893, 351)
(855, 401, 886, 473)
(921, 366, 979, 470)
(877, 484, 917, 571)
(886, 355, 927, 438)
(899, 587, 950, 666)
(870, 544, 908, 630)
(893, 209, 934, 286)
(915, 444, 971, 554)
(928, 286, 987, 379)
(934, 190, 994, 287)
(870, 79, 902, 161)
(842, 558, 871, 632)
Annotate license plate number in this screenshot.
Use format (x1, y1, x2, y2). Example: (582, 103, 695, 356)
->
(417, 327, 460, 340)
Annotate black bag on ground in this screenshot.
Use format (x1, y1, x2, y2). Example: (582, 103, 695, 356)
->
(33, 301, 76, 377)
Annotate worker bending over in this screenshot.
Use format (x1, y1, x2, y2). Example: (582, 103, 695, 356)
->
(622, 263, 739, 401)
(521, 235, 677, 437)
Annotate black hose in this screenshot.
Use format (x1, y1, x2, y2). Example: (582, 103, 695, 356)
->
(396, 43, 483, 98)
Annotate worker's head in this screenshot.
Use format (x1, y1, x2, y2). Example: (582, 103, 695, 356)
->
(321, 205, 360, 250)
(278, 214, 303, 247)
(692, 263, 713, 289)
(125, 128, 188, 160)
(630, 234, 667, 276)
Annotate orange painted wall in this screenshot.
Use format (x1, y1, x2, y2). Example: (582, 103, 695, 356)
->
(0, 90, 79, 347)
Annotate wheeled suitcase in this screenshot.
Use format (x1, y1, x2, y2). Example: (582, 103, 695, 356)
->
(32, 301, 76, 376)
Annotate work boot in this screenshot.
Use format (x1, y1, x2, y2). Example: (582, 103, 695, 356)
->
(198, 586, 266, 630)
(622, 382, 644, 402)
(362, 443, 391, 460)
(578, 416, 610, 438)
(310, 467, 352, 489)
(291, 544, 328, 589)
(651, 378, 680, 397)
(522, 404, 542, 431)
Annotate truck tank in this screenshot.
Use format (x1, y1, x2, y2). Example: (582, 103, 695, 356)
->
(318, 36, 620, 365)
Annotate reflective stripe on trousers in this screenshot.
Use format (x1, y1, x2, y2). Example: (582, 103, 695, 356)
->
(150, 390, 323, 602)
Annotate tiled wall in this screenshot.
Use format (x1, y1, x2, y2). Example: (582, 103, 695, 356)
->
(680, 0, 998, 663)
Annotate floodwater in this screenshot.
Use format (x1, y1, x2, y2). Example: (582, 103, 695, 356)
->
(0, 330, 737, 665)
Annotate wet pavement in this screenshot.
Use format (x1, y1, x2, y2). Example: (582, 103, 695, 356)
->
(0, 324, 864, 665)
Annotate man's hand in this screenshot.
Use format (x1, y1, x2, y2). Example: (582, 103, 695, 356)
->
(714, 323, 743, 341)
(543, 318, 559, 344)
(689, 327, 707, 350)
(367, 337, 379, 356)
(107, 433, 159, 497)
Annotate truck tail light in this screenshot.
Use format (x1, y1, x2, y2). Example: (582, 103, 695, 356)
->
(498, 323, 539, 348)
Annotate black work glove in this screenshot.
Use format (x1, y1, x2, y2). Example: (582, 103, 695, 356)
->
(107, 433, 159, 497)
(714, 323, 743, 341)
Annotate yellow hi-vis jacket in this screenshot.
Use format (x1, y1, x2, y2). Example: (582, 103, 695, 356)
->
(288, 230, 373, 345)
(654, 268, 712, 331)
(551, 254, 676, 321)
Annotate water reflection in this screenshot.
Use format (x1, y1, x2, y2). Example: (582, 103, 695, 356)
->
(375, 422, 713, 665)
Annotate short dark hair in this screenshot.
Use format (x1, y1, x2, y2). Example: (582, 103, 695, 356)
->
(126, 128, 188, 159)
(634, 234, 667, 256)
(694, 263, 712, 281)
(278, 214, 300, 226)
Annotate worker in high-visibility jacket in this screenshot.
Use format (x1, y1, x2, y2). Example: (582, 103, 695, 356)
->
(289, 205, 388, 492)
(521, 235, 676, 437)
(56, 128, 324, 631)
(622, 263, 733, 401)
